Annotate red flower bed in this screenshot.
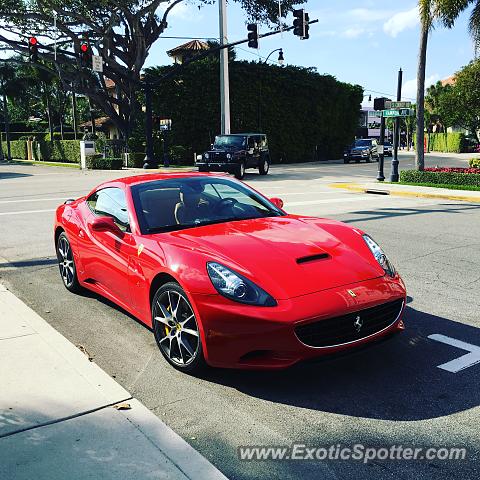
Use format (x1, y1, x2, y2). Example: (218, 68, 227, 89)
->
(424, 167, 480, 174)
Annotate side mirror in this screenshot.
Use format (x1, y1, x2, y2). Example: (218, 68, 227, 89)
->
(270, 197, 284, 209)
(210, 144, 214, 149)
(91, 216, 123, 235)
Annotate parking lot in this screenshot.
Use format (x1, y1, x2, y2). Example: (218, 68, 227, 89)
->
(0, 154, 479, 480)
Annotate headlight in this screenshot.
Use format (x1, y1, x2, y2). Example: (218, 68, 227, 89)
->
(363, 235, 396, 277)
(204, 153, 209, 160)
(196, 154, 203, 161)
(226, 153, 232, 160)
(207, 262, 277, 306)
(362, 150, 368, 156)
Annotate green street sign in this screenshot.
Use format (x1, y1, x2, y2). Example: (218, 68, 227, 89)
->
(382, 108, 412, 117)
(382, 109, 400, 117)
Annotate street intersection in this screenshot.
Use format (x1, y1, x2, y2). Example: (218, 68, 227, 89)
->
(0, 153, 479, 480)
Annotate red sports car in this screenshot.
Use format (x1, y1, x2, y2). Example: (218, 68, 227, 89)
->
(54, 173, 406, 373)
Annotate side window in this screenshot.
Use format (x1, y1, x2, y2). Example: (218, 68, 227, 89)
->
(88, 187, 129, 230)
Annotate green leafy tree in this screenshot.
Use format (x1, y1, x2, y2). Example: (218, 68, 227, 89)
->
(0, 0, 306, 140)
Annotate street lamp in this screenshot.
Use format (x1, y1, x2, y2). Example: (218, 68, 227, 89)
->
(264, 48, 284, 66)
(257, 49, 284, 131)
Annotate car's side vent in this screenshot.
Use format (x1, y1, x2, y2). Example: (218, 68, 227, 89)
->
(296, 253, 330, 264)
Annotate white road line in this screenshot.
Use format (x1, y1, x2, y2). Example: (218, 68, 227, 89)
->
(428, 334, 480, 373)
(0, 197, 68, 205)
(0, 209, 56, 216)
(285, 196, 372, 207)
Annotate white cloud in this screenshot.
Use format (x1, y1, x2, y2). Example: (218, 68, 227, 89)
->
(383, 7, 419, 37)
(348, 8, 392, 23)
(159, 1, 203, 22)
(402, 74, 440, 100)
(343, 27, 366, 39)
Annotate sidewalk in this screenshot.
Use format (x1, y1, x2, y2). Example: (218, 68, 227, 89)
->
(0, 283, 228, 480)
(329, 182, 480, 203)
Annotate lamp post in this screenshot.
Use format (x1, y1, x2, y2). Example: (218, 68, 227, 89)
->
(258, 49, 284, 131)
(142, 79, 157, 169)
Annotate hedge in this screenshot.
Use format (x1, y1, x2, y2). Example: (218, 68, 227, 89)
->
(426, 133, 466, 153)
(126, 152, 145, 168)
(86, 156, 123, 170)
(40, 140, 81, 163)
(1, 132, 45, 142)
(1, 140, 27, 159)
(148, 59, 363, 164)
(400, 169, 480, 187)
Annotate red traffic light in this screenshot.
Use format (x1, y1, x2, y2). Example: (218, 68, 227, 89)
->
(80, 43, 89, 53)
(29, 37, 38, 46)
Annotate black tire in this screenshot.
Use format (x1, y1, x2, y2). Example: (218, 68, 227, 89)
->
(344, 158, 350, 164)
(235, 160, 246, 180)
(56, 232, 81, 293)
(152, 282, 206, 374)
(258, 156, 270, 175)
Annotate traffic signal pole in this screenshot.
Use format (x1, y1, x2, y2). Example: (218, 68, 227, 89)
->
(377, 115, 386, 181)
(390, 68, 402, 182)
(219, 0, 231, 135)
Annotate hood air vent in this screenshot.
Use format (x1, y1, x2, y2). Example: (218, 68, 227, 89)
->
(296, 253, 330, 264)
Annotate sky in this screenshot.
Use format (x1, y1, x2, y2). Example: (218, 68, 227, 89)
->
(148, 0, 477, 107)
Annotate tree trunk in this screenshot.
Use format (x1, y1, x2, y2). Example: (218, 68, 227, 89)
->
(2, 89, 11, 161)
(415, 23, 429, 171)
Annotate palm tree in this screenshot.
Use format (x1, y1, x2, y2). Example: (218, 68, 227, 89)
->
(415, 0, 434, 171)
(416, 0, 480, 170)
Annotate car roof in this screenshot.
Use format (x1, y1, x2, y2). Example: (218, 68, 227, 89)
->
(93, 172, 229, 190)
(217, 133, 266, 136)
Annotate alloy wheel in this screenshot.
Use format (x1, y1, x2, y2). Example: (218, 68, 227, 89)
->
(153, 290, 200, 367)
(57, 236, 75, 288)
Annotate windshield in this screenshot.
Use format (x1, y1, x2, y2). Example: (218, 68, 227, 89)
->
(213, 135, 246, 149)
(355, 139, 372, 147)
(132, 177, 285, 234)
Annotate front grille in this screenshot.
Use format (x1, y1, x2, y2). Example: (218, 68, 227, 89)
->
(295, 299, 404, 348)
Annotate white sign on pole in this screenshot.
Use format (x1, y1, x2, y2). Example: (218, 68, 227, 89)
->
(92, 55, 103, 73)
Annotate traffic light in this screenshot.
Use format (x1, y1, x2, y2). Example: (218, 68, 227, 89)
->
(293, 9, 306, 38)
(247, 23, 258, 49)
(374, 97, 389, 111)
(304, 12, 310, 40)
(80, 43, 91, 67)
(28, 37, 38, 62)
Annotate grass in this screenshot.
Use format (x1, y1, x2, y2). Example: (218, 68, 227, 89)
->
(8, 159, 80, 169)
(393, 181, 480, 192)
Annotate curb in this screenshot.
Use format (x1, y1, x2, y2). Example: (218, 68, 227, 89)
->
(0, 282, 228, 480)
(329, 183, 480, 203)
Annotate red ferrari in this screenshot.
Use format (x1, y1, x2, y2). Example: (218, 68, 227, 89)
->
(54, 173, 406, 373)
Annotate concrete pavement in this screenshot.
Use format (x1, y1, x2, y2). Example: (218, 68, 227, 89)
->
(0, 282, 228, 480)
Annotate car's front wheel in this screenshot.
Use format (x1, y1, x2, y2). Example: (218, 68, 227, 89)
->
(235, 160, 246, 180)
(259, 156, 270, 175)
(152, 282, 205, 374)
(56, 232, 81, 293)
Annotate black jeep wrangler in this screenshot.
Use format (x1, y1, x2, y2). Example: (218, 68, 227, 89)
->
(196, 133, 271, 180)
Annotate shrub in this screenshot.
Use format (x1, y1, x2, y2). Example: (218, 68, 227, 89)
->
(86, 156, 123, 170)
(126, 152, 146, 168)
(400, 169, 480, 187)
(426, 133, 466, 153)
(169, 145, 189, 165)
(469, 158, 480, 168)
(40, 140, 81, 163)
(1, 140, 27, 159)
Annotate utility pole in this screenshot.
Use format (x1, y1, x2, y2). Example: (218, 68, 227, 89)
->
(71, 90, 78, 140)
(377, 115, 386, 181)
(219, 0, 231, 134)
(390, 67, 402, 182)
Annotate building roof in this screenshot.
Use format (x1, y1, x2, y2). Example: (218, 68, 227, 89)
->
(441, 75, 456, 87)
(167, 40, 210, 57)
(79, 116, 114, 128)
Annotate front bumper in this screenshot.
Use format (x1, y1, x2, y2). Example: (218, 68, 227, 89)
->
(192, 275, 406, 369)
(196, 161, 235, 172)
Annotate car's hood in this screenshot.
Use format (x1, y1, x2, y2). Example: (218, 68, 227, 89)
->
(166, 216, 384, 299)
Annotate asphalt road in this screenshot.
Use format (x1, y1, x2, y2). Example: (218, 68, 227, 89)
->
(1, 153, 479, 480)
